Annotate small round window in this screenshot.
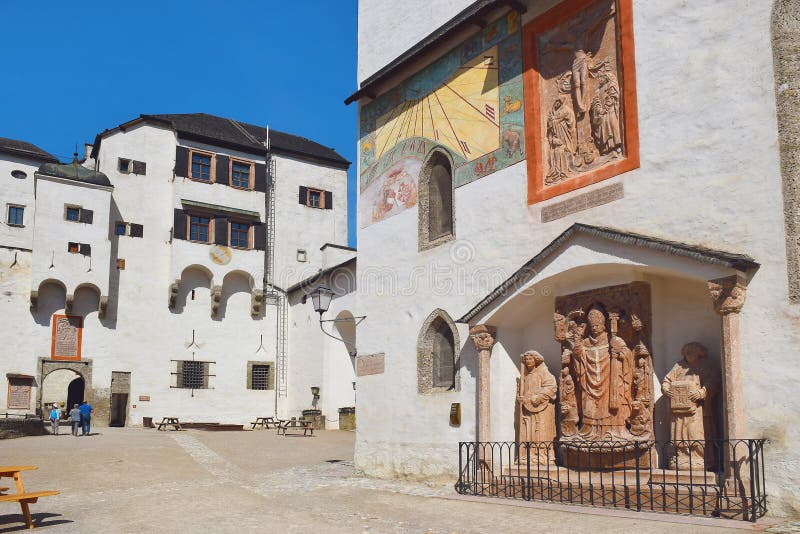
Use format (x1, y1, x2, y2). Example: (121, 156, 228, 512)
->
(11, 170, 27, 179)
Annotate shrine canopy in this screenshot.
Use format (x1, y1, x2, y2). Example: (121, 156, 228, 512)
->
(459, 223, 758, 328)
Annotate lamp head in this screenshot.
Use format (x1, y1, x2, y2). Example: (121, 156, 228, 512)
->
(310, 285, 334, 315)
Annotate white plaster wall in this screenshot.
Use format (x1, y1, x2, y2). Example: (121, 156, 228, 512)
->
(0, 154, 42, 250)
(31, 177, 112, 295)
(286, 263, 357, 427)
(273, 154, 349, 289)
(354, 0, 799, 515)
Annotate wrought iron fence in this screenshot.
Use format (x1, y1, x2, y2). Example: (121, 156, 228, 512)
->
(456, 439, 766, 522)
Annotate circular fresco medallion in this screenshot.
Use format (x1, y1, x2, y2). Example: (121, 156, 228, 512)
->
(209, 244, 232, 265)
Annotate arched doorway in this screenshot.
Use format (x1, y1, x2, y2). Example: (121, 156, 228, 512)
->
(41, 369, 83, 415)
(67, 376, 85, 412)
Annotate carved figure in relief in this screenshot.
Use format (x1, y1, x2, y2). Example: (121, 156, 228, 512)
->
(561, 308, 635, 440)
(545, 98, 577, 185)
(662, 342, 719, 470)
(589, 62, 622, 155)
(559, 367, 580, 437)
(515, 351, 557, 463)
(542, 3, 616, 117)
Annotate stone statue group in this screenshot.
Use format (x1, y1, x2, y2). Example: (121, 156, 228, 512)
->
(515, 307, 718, 470)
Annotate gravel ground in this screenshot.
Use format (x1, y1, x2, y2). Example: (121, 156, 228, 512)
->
(0, 427, 771, 533)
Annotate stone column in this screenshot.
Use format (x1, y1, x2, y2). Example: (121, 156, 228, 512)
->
(708, 275, 747, 440)
(469, 325, 497, 443)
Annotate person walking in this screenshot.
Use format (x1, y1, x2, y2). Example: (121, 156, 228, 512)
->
(48, 404, 62, 435)
(79, 401, 93, 436)
(68, 403, 81, 436)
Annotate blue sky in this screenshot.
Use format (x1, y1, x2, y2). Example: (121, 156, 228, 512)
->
(1, 1, 359, 246)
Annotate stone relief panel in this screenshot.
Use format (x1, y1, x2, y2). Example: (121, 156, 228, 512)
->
(359, 10, 525, 228)
(553, 281, 654, 446)
(524, 0, 639, 204)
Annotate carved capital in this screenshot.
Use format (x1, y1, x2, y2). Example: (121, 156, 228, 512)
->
(98, 296, 109, 319)
(168, 279, 180, 309)
(65, 293, 74, 315)
(708, 275, 746, 315)
(469, 324, 497, 352)
(250, 289, 264, 317)
(210, 285, 222, 317)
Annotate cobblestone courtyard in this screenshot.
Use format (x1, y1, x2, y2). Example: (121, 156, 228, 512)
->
(0, 428, 778, 533)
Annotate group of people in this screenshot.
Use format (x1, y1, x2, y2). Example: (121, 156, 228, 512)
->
(48, 401, 93, 437)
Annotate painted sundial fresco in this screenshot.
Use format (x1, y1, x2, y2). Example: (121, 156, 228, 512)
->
(359, 11, 525, 228)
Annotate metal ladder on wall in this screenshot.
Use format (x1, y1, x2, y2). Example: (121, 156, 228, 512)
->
(262, 152, 288, 398)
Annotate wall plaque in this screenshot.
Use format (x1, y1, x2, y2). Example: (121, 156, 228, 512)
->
(138, 395, 150, 402)
(541, 182, 623, 222)
(51, 314, 83, 361)
(7, 378, 32, 409)
(356, 353, 385, 377)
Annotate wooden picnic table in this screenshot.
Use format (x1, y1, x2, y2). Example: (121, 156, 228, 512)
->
(0, 466, 59, 529)
(249, 416, 280, 430)
(156, 417, 183, 431)
(277, 418, 314, 437)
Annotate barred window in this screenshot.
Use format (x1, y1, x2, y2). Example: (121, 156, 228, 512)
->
(248, 362, 274, 390)
(251, 365, 270, 390)
(177, 361, 207, 389)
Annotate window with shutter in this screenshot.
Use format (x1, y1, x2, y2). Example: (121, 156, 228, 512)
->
(230, 221, 249, 248)
(189, 215, 211, 243)
(175, 146, 190, 177)
(173, 209, 187, 240)
(65, 206, 80, 222)
(79, 209, 93, 224)
(115, 222, 127, 236)
(252, 222, 266, 250)
(214, 216, 228, 245)
(118, 158, 132, 174)
(216, 155, 230, 186)
(230, 160, 252, 189)
(190, 150, 214, 182)
(324, 191, 333, 210)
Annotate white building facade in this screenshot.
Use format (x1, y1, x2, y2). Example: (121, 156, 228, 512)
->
(0, 114, 357, 429)
(349, 0, 800, 518)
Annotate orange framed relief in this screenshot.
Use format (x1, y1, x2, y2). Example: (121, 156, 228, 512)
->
(523, 0, 639, 204)
(51, 314, 83, 360)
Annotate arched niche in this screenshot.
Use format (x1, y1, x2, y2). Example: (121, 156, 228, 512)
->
(34, 280, 67, 326)
(417, 308, 461, 394)
(219, 270, 254, 319)
(174, 265, 213, 313)
(73, 283, 101, 318)
(418, 149, 455, 251)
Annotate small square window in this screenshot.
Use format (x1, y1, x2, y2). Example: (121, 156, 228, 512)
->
(129, 223, 144, 238)
(118, 158, 132, 174)
(68, 242, 79, 254)
(230, 222, 249, 248)
(231, 161, 251, 189)
(66, 206, 80, 221)
(7, 205, 24, 226)
(307, 189, 321, 208)
(115, 222, 127, 236)
(296, 249, 307, 262)
(191, 153, 212, 181)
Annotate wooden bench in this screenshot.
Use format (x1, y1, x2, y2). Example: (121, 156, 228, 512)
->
(0, 466, 59, 529)
(249, 417, 279, 430)
(156, 417, 182, 431)
(277, 419, 314, 437)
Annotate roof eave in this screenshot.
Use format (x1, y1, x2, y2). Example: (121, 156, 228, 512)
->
(344, 0, 527, 105)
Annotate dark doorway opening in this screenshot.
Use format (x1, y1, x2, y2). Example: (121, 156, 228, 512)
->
(109, 394, 128, 427)
(67, 377, 85, 412)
